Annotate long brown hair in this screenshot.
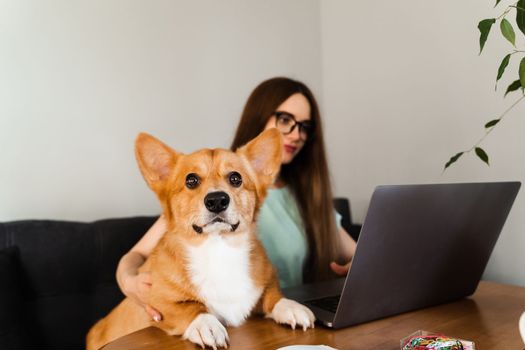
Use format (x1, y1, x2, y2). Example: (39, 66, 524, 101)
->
(231, 77, 341, 282)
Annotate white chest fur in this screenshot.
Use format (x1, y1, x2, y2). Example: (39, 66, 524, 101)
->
(185, 234, 262, 326)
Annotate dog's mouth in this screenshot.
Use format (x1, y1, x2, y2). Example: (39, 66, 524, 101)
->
(192, 217, 240, 234)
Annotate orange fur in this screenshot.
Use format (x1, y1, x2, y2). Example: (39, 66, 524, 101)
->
(86, 129, 298, 350)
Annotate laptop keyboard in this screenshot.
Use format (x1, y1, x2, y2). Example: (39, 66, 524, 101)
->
(306, 295, 341, 313)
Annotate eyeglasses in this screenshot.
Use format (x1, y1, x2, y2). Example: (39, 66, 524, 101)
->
(273, 112, 314, 141)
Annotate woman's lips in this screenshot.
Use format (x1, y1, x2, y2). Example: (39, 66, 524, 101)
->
(284, 145, 297, 154)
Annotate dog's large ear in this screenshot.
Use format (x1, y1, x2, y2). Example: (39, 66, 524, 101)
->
(135, 133, 179, 192)
(238, 128, 282, 188)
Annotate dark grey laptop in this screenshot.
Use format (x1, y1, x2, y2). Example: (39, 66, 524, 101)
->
(283, 182, 521, 328)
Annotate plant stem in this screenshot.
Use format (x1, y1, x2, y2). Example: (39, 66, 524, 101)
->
(497, 8, 511, 19)
(444, 93, 525, 173)
(467, 94, 525, 153)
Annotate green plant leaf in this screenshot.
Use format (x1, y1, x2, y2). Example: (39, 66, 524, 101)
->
(504, 79, 523, 96)
(496, 54, 511, 85)
(478, 18, 496, 54)
(500, 19, 516, 47)
(444, 152, 464, 170)
(485, 119, 500, 128)
(495, 0, 502, 6)
(475, 147, 490, 166)
(520, 57, 525, 88)
(517, 0, 525, 36)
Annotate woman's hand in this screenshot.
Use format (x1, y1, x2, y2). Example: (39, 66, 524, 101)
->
(122, 271, 163, 322)
(330, 260, 352, 276)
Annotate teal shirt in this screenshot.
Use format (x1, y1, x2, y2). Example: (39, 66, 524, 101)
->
(257, 187, 341, 288)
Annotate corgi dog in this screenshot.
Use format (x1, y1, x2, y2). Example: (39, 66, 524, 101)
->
(86, 129, 315, 350)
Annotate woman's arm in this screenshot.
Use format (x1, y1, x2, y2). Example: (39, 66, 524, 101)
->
(330, 227, 357, 276)
(338, 227, 357, 261)
(116, 215, 167, 321)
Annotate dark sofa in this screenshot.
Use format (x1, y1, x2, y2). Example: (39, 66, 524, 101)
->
(0, 199, 359, 350)
(0, 216, 156, 350)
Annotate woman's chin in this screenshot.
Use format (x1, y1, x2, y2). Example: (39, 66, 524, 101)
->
(281, 154, 295, 165)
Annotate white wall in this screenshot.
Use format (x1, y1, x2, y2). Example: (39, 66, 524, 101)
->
(0, 0, 322, 220)
(2, 1, 524, 286)
(321, 0, 525, 286)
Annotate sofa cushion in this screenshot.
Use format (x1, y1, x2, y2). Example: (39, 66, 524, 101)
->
(0, 216, 157, 349)
(0, 247, 35, 350)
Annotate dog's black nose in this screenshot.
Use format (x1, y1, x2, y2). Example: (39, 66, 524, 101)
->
(204, 191, 230, 213)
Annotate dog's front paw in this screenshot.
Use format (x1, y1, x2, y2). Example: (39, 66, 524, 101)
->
(268, 298, 315, 331)
(183, 313, 229, 349)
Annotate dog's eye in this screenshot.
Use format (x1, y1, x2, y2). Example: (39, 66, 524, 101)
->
(228, 172, 242, 187)
(185, 173, 200, 189)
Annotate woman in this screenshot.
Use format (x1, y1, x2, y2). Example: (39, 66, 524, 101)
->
(117, 77, 357, 321)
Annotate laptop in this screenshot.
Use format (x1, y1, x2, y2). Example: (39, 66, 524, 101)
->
(282, 181, 521, 328)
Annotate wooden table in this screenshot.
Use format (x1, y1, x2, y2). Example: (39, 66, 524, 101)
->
(102, 281, 525, 349)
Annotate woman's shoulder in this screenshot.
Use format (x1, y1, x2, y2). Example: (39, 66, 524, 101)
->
(262, 186, 302, 221)
(266, 186, 295, 203)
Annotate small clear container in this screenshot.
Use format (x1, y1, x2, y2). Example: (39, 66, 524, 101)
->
(400, 330, 475, 350)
